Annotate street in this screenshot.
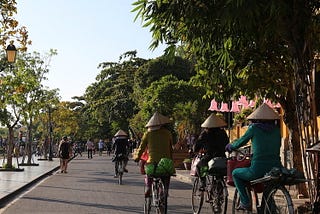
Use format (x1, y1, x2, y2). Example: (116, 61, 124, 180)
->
(0, 153, 228, 214)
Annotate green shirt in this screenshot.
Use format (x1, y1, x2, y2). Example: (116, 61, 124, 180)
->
(136, 127, 173, 163)
(231, 124, 281, 168)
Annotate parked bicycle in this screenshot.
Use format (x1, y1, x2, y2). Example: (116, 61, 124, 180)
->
(191, 154, 228, 214)
(229, 150, 306, 214)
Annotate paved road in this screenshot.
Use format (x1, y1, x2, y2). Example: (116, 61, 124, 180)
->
(1, 153, 224, 214)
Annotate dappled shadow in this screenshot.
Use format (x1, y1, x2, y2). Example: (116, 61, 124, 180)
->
(21, 196, 142, 213)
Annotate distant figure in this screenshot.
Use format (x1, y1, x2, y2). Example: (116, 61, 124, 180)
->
(86, 138, 94, 159)
(58, 136, 71, 173)
(98, 139, 104, 156)
(106, 141, 112, 156)
(112, 130, 129, 177)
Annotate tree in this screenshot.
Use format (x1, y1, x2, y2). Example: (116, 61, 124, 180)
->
(0, 0, 30, 51)
(133, 0, 320, 197)
(136, 75, 209, 140)
(84, 51, 147, 137)
(0, 0, 30, 169)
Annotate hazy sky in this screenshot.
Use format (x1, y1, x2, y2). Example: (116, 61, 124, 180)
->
(16, 1, 165, 101)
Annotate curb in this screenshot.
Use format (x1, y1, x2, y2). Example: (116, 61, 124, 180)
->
(0, 165, 61, 208)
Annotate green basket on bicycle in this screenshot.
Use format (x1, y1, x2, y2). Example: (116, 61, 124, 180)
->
(145, 158, 176, 176)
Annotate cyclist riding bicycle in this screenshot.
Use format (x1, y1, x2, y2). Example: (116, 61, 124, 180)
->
(225, 103, 282, 211)
(193, 113, 229, 190)
(133, 112, 174, 197)
(112, 129, 129, 177)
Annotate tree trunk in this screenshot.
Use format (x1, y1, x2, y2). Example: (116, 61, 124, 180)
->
(6, 126, 14, 168)
(27, 123, 33, 164)
(281, 86, 309, 197)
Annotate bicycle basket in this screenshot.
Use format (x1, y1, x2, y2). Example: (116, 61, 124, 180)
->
(190, 156, 201, 176)
(208, 157, 227, 176)
(265, 167, 307, 185)
(145, 158, 175, 176)
(227, 157, 251, 186)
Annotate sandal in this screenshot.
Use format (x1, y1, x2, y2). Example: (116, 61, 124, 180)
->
(236, 203, 251, 211)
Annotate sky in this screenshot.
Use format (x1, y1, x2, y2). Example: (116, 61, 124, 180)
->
(15, 1, 166, 101)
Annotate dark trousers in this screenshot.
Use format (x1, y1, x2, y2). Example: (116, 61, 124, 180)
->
(87, 149, 93, 158)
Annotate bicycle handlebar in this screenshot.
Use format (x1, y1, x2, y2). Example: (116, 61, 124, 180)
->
(229, 148, 251, 162)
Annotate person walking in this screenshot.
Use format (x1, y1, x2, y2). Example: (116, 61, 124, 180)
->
(98, 139, 104, 156)
(86, 138, 94, 159)
(225, 103, 282, 211)
(193, 113, 229, 190)
(133, 112, 174, 197)
(58, 136, 71, 173)
(112, 130, 129, 177)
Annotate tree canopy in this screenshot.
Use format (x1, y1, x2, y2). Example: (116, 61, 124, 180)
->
(132, 0, 320, 197)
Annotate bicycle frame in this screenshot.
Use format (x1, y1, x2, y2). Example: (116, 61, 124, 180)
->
(114, 154, 126, 185)
(232, 172, 296, 213)
(144, 176, 168, 214)
(191, 154, 228, 214)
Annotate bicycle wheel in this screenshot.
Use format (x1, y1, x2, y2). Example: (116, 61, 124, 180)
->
(118, 161, 123, 185)
(144, 185, 152, 214)
(156, 179, 167, 214)
(261, 185, 294, 214)
(232, 187, 253, 214)
(191, 177, 204, 214)
(211, 178, 228, 214)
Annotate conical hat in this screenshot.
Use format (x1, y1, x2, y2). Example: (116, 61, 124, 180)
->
(114, 129, 127, 137)
(145, 112, 171, 127)
(201, 113, 227, 128)
(247, 103, 280, 120)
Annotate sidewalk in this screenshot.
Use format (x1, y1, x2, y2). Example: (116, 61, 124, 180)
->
(0, 156, 61, 207)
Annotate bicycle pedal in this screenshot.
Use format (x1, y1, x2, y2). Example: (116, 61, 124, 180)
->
(206, 198, 213, 203)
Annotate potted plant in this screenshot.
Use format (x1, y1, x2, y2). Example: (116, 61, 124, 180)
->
(183, 158, 192, 170)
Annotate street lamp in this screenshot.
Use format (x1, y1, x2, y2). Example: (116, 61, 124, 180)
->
(6, 41, 17, 63)
(48, 107, 53, 161)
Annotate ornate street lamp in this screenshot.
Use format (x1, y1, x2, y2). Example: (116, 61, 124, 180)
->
(6, 41, 17, 63)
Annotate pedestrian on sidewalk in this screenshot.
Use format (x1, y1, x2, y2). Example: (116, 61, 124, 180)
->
(86, 138, 94, 159)
(58, 136, 71, 173)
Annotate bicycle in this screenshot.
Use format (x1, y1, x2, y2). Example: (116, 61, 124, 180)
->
(113, 153, 128, 185)
(191, 155, 228, 214)
(144, 175, 169, 214)
(229, 151, 306, 214)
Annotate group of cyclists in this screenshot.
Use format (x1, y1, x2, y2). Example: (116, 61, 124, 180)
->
(131, 103, 285, 213)
(57, 102, 284, 213)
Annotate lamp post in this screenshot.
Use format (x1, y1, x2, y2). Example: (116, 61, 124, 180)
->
(6, 41, 17, 63)
(3, 41, 17, 169)
(48, 107, 53, 161)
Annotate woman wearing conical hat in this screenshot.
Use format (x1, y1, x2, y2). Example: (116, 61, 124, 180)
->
(193, 113, 229, 190)
(225, 103, 282, 211)
(113, 129, 129, 177)
(133, 112, 173, 198)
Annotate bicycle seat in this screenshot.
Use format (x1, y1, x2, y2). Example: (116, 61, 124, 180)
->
(112, 154, 128, 161)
